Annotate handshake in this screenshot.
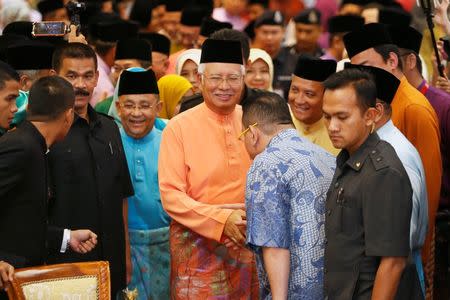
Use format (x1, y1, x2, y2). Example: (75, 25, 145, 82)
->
(221, 204, 247, 250)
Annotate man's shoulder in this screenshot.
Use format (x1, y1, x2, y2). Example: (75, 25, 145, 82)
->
(370, 139, 408, 174)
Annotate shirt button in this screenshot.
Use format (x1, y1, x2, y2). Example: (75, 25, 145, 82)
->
(327, 209, 331, 216)
(324, 239, 328, 244)
(137, 172, 141, 176)
(324, 267, 327, 274)
(137, 160, 141, 164)
(376, 157, 383, 162)
(334, 182, 339, 188)
(371, 150, 377, 154)
(137, 148, 141, 152)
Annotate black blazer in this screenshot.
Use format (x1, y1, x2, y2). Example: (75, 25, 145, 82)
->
(0, 121, 62, 267)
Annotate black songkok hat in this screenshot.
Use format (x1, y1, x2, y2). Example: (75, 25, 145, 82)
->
(254, 10, 284, 28)
(200, 18, 232, 37)
(2, 21, 34, 39)
(0, 34, 28, 61)
(379, 7, 411, 26)
(129, 0, 154, 28)
(6, 40, 54, 70)
(343, 23, 392, 59)
(37, 0, 65, 16)
(200, 39, 243, 64)
(89, 20, 139, 42)
(249, 0, 269, 6)
(138, 32, 171, 56)
(293, 8, 321, 25)
(118, 70, 159, 96)
(328, 15, 365, 34)
(345, 63, 400, 104)
(293, 55, 336, 81)
(180, 6, 211, 27)
(388, 25, 422, 53)
(115, 39, 152, 61)
(340, 0, 368, 6)
(164, 0, 185, 12)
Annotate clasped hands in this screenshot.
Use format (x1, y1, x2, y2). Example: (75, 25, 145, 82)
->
(220, 204, 247, 250)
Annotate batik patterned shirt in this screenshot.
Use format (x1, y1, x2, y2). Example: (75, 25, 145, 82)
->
(246, 129, 336, 299)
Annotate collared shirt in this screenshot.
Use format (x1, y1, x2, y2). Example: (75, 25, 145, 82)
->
(120, 127, 170, 230)
(272, 46, 298, 99)
(91, 54, 114, 107)
(377, 120, 428, 293)
(158, 102, 258, 298)
(377, 120, 428, 251)
(246, 129, 335, 299)
(291, 114, 340, 155)
(47, 106, 134, 296)
(391, 76, 442, 263)
(418, 80, 450, 208)
(324, 133, 412, 299)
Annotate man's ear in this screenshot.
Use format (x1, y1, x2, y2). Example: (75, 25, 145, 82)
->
(365, 107, 379, 127)
(248, 124, 259, 145)
(388, 51, 399, 71)
(49, 69, 57, 76)
(374, 101, 384, 122)
(115, 101, 122, 118)
(156, 100, 163, 114)
(19, 74, 30, 90)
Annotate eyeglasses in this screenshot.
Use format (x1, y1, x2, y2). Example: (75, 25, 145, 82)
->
(203, 74, 243, 87)
(120, 102, 155, 112)
(238, 123, 258, 139)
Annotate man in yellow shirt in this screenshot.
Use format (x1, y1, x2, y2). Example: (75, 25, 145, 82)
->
(158, 39, 258, 299)
(288, 55, 339, 155)
(344, 23, 442, 299)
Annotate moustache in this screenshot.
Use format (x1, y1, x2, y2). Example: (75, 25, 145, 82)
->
(74, 89, 90, 97)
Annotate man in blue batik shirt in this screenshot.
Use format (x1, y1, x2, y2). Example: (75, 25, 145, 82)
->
(116, 69, 171, 299)
(241, 91, 336, 299)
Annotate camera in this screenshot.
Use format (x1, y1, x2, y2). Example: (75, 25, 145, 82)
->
(32, 1, 86, 37)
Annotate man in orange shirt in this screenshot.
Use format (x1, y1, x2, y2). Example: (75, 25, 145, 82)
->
(158, 39, 259, 299)
(344, 23, 442, 299)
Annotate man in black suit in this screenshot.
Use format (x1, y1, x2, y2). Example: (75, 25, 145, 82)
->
(0, 76, 97, 297)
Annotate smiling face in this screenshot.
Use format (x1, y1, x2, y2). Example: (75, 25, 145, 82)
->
(200, 63, 244, 115)
(288, 75, 324, 125)
(116, 93, 161, 139)
(245, 58, 271, 90)
(0, 80, 19, 129)
(322, 85, 374, 154)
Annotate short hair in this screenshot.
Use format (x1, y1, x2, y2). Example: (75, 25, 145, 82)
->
(373, 44, 403, 71)
(323, 68, 377, 111)
(0, 61, 20, 90)
(27, 76, 75, 121)
(242, 91, 294, 134)
(17, 70, 40, 82)
(89, 39, 116, 57)
(52, 42, 98, 72)
(210, 29, 250, 62)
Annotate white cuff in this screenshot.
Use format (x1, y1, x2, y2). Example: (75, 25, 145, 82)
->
(60, 229, 71, 253)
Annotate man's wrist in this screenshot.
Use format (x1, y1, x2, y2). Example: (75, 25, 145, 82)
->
(60, 229, 71, 253)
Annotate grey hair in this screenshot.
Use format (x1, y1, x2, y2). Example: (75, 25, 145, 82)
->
(198, 63, 245, 75)
(17, 69, 40, 82)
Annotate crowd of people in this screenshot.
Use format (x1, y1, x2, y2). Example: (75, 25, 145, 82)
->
(0, 0, 449, 299)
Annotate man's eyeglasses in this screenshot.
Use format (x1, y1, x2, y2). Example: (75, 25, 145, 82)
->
(238, 123, 258, 139)
(120, 102, 155, 112)
(203, 74, 243, 87)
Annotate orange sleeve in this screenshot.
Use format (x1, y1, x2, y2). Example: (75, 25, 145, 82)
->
(404, 104, 442, 261)
(158, 123, 233, 242)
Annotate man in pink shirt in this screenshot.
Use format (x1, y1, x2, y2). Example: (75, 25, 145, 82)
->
(159, 38, 259, 299)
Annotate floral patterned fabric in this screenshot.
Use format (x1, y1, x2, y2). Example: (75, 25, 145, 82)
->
(246, 129, 336, 299)
(128, 227, 170, 300)
(169, 221, 260, 299)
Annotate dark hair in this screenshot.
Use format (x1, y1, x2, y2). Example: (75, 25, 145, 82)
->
(242, 91, 293, 134)
(210, 28, 250, 62)
(373, 44, 403, 71)
(27, 76, 75, 121)
(89, 38, 116, 57)
(52, 42, 98, 72)
(0, 61, 20, 90)
(323, 68, 377, 111)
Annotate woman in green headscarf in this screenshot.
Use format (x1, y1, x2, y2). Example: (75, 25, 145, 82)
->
(157, 74, 194, 119)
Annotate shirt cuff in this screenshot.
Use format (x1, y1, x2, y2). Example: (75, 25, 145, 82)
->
(60, 229, 71, 253)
